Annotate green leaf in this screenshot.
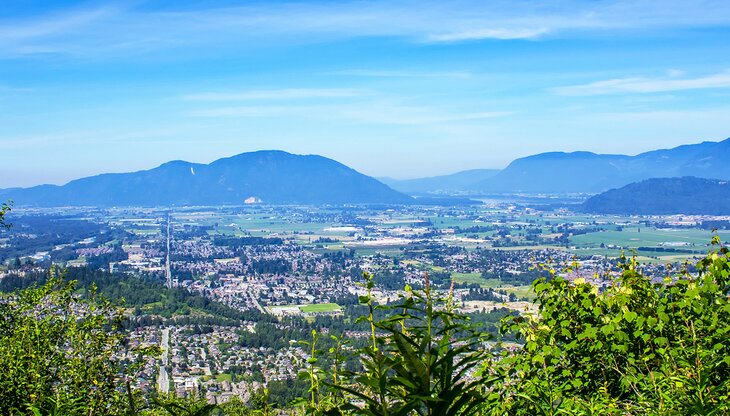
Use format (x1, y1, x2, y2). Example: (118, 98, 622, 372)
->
(624, 310, 638, 323)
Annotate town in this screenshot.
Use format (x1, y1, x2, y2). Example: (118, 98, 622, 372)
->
(1, 203, 728, 404)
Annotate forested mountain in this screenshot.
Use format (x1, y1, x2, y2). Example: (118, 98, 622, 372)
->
(6, 151, 412, 206)
(472, 138, 730, 193)
(581, 176, 730, 215)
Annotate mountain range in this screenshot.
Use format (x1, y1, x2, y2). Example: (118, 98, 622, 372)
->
(5, 151, 412, 207)
(5, 137, 730, 207)
(474, 138, 730, 194)
(580, 177, 730, 215)
(386, 138, 730, 195)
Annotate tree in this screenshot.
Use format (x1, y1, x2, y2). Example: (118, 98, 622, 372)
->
(0, 201, 10, 228)
(317, 273, 496, 416)
(0, 270, 129, 415)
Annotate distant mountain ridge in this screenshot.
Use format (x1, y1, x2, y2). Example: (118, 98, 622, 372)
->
(379, 169, 500, 194)
(7, 138, 730, 206)
(7, 150, 412, 207)
(378, 138, 730, 195)
(580, 177, 730, 215)
(472, 138, 730, 194)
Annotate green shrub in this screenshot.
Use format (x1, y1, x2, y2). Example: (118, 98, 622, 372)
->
(0, 270, 128, 415)
(494, 236, 730, 415)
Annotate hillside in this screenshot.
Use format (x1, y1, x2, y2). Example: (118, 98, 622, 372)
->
(7, 150, 412, 206)
(473, 138, 730, 193)
(581, 176, 730, 215)
(380, 169, 500, 194)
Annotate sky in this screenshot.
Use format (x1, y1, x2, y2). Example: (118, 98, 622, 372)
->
(1, 0, 730, 187)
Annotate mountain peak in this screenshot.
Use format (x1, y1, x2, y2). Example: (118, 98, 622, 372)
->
(158, 160, 194, 169)
(7, 151, 411, 207)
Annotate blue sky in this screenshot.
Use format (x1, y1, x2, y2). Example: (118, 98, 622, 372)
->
(1, 0, 730, 187)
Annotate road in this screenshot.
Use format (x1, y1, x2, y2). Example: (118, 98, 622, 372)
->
(157, 328, 170, 393)
(249, 290, 266, 313)
(165, 215, 172, 289)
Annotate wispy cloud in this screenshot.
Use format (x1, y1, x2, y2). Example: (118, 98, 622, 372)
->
(0, 84, 33, 93)
(187, 101, 514, 125)
(328, 69, 472, 79)
(553, 70, 730, 95)
(183, 88, 366, 101)
(0, 6, 115, 41)
(3, 1, 730, 58)
(342, 106, 514, 125)
(426, 27, 549, 42)
(187, 106, 305, 118)
(597, 107, 730, 122)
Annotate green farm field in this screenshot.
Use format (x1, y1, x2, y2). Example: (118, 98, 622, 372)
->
(570, 227, 725, 249)
(452, 272, 501, 288)
(299, 303, 341, 313)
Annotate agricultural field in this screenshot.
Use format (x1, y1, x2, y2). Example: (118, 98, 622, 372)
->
(452, 272, 501, 288)
(299, 303, 341, 313)
(269, 303, 342, 315)
(570, 227, 725, 249)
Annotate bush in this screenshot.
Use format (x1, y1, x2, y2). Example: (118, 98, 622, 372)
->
(494, 236, 730, 415)
(0, 270, 128, 415)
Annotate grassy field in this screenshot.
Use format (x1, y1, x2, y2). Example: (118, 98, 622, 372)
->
(496, 245, 568, 251)
(570, 247, 707, 263)
(299, 303, 341, 313)
(502, 285, 536, 301)
(352, 247, 405, 257)
(452, 272, 501, 288)
(215, 373, 232, 382)
(571, 227, 724, 249)
(426, 216, 482, 230)
(204, 214, 343, 237)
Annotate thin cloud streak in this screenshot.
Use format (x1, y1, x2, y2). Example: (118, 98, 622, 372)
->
(553, 70, 730, 95)
(3, 1, 730, 58)
(183, 89, 367, 101)
(426, 27, 549, 42)
(328, 69, 473, 79)
(187, 102, 514, 125)
(597, 107, 730, 121)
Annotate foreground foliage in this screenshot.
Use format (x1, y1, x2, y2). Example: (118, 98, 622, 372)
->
(317, 274, 494, 416)
(495, 236, 730, 415)
(0, 272, 127, 415)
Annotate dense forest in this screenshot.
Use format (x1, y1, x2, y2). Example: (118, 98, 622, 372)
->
(582, 176, 730, 215)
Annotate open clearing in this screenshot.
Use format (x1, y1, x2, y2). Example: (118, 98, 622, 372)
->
(270, 303, 342, 315)
(299, 303, 341, 313)
(452, 272, 501, 288)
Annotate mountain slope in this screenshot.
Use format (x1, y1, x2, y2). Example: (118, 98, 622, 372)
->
(380, 169, 500, 194)
(8, 150, 413, 206)
(473, 138, 730, 194)
(580, 177, 730, 215)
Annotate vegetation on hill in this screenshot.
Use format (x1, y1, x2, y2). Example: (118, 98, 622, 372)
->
(0, 267, 269, 326)
(581, 176, 730, 215)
